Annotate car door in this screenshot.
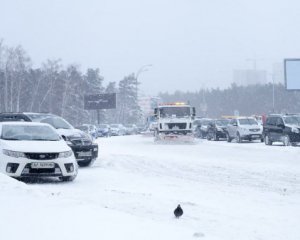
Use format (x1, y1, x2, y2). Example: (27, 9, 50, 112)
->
(274, 117, 285, 141)
(228, 119, 237, 137)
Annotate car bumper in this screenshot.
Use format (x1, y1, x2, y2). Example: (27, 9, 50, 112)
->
(69, 143, 98, 162)
(1, 155, 78, 178)
(241, 133, 262, 140)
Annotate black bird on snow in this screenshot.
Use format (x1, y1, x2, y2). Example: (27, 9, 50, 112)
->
(174, 204, 183, 218)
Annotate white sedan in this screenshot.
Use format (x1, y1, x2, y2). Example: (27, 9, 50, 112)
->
(0, 122, 78, 181)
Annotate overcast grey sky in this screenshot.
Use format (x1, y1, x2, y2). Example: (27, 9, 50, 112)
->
(1, 0, 300, 94)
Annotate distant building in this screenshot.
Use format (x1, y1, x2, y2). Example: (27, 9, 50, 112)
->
(233, 69, 267, 86)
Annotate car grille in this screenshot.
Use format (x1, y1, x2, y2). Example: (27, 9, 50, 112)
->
(70, 139, 92, 146)
(249, 129, 260, 132)
(25, 153, 59, 160)
(166, 123, 187, 130)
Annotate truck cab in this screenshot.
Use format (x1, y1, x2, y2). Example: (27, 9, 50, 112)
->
(154, 102, 196, 141)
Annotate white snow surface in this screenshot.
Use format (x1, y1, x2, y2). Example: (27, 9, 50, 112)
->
(0, 136, 299, 240)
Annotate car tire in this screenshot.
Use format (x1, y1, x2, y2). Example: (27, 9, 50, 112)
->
(283, 135, 291, 146)
(226, 132, 232, 142)
(265, 134, 272, 145)
(59, 175, 77, 182)
(207, 134, 211, 141)
(213, 133, 219, 141)
(78, 159, 94, 167)
(236, 132, 242, 143)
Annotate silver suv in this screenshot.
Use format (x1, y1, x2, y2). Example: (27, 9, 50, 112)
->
(226, 117, 263, 143)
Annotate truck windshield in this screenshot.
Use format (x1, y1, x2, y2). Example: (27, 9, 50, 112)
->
(159, 107, 190, 118)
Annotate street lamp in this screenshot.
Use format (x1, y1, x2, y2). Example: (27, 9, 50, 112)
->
(135, 64, 152, 98)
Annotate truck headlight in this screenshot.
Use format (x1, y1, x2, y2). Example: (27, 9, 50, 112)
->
(3, 149, 26, 158)
(58, 150, 73, 158)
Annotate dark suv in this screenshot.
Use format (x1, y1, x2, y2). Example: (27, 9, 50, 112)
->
(206, 119, 230, 141)
(263, 114, 300, 146)
(0, 112, 98, 166)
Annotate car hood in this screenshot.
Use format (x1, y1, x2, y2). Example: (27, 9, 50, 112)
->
(56, 128, 83, 137)
(0, 140, 70, 153)
(285, 124, 300, 129)
(240, 125, 261, 129)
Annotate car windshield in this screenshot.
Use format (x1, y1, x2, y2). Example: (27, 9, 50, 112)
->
(1, 125, 61, 141)
(239, 118, 258, 125)
(283, 116, 300, 125)
(159, 107, 190, 118)
(216, 120, 229, 126)
(27, 114, 73, 129)
(201, 120, 211, 126)
(76, 126, 89, 131)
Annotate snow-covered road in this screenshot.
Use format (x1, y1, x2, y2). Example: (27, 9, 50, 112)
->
(1, 136, 299, 240)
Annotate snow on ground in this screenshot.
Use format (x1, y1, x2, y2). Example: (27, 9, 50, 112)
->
(1, 135, 300, 240)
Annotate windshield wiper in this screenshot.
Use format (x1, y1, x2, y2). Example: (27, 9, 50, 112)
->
(32, 139, 59, 141)
(1, 138, 21, 140)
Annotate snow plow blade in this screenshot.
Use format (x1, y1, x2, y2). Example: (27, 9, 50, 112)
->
(155, 134, 195, 143)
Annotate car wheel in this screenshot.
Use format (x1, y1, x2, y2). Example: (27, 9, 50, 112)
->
(213, 133, 219, 141)
(236, 132, 242, 143)
(59, 175, 77, 182)
(283, 135, 291, 146)
(226, 132, 231, 142)
(206, 133, 211, 141)
(265, 134, 272, 145)
(78, 159, 94, 167)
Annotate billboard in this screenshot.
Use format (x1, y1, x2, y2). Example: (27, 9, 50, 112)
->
(84, 93, 116, 110)
(284, 59, 300, 90)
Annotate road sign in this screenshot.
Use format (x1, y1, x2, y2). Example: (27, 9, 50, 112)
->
(84, 93, 116, 110)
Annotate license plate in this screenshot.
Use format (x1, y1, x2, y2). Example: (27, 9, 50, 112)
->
(31, 162, 55, 168)
(78, 151, 92, 157)
(251, 135, 260, 138)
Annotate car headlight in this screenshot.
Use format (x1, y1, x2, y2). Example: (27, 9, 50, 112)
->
(292, 127, 300, 133)
(58, 150, 73, 158)
(3, 149, 26, 158)
(65, 140, 73, 146)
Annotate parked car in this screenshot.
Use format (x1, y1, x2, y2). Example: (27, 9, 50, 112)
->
(110, 124, 126, 136)
(76, 124, 98, 139)
(0, 122, 78, 181)
(96, 124, 111, 137)
(193, 118, 212, 138)
(124, 124, 138, 135)
(226, 117, 263, 143)
(263, 114, 300, 146)
(206, 119, 230, 141)
(0, 112, 98, 167)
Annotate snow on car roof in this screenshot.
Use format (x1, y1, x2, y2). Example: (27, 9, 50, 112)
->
(0, 121, 51, 127)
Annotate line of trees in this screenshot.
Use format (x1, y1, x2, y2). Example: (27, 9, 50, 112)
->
(0, 40, 141, 126)
(159, 83, 300, 117)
